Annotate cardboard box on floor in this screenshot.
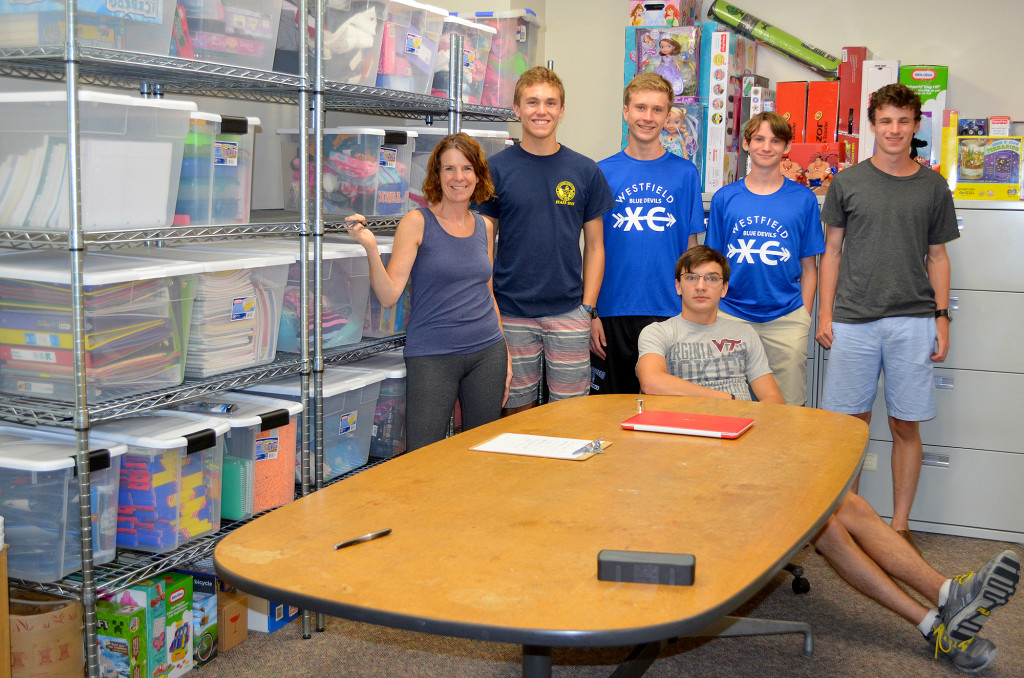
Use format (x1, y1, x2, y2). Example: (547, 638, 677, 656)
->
(247, 596, 300, 633)
(218, 592, 249, 652)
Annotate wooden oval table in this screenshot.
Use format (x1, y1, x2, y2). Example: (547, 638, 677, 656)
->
(215, 394, 868, 678)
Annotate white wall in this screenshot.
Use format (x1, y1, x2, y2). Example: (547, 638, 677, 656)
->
(548, 0, 1024, 163)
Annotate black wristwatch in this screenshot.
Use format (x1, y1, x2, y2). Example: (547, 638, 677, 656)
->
(935, 309, 952, 323)
(582, 304, 599, 319)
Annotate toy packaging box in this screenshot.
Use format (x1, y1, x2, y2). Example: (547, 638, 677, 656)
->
(100, 578, 169, 678)
(806, 81, 839, 144)
(954, 137, 1023, 200)
(96, 599, 148, 678)
(739, 85, 776, 175)
(857, 59, 900, 162)
(989, 116, 1012, 137)
(699, 24, 757, 193)
(217, 592, 249, 652)
(627, 1, 698, 27)
(177, 569, 219, 667)
(775, 81, 808, 143)
(959, 118, 988, 136)
(899, 65, 948, 167)
(632, 25, 700, 101)
(622, 26, 703, 174)
(938, 109, 959, 184)
(838, 46, 872, 135)
(162, 572, 194, 678)
(782, 143, 846, 196)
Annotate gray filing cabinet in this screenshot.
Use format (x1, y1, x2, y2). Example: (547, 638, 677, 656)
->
(854, 201, 1024, 542)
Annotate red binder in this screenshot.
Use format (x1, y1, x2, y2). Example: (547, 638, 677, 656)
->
(620, 410, 755, 439)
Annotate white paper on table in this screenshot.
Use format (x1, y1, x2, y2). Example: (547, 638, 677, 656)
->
(470, 433, 610, 460)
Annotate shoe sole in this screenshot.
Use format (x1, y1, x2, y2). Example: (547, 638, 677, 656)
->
(956, 645, 998, 674)
(946, 550, 1020, 642)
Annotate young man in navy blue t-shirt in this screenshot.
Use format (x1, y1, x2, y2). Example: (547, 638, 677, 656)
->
(476, 67, 614, 413)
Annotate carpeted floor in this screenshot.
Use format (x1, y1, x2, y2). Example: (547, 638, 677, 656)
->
(195, 531, 1023, 677)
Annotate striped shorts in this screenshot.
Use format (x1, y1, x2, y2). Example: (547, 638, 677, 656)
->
(501, 306, 592, 408)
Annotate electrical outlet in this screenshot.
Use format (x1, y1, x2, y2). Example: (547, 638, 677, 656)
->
(862, 453, 878, 472)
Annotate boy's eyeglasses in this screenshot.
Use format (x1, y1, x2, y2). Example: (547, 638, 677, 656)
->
(679, 273, 724, 285)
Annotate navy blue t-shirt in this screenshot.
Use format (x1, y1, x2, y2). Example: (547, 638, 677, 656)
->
(475, 144, 615, 318)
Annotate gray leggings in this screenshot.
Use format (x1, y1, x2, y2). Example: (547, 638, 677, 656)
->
(405, 339, 508, 451)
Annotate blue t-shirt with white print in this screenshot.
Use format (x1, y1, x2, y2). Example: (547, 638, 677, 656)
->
(596, 150, 705, 317)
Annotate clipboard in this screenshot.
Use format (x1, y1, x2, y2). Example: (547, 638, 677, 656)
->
(620, 410, 755, 439)
(471, 433, 610, 460)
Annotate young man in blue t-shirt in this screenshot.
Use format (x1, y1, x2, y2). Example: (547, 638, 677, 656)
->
(475, 67, 615, 413)
(705, 112, 825, 406)
(590, 72, 705, 395)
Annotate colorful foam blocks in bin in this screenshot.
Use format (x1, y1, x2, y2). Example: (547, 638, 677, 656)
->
(93, 410, 228, 554)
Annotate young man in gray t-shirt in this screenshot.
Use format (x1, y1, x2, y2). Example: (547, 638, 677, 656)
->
(816, 83, 959, 551)
(642, 246, 1019, 673)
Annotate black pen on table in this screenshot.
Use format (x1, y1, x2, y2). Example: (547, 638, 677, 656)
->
(334, 528, 392, 550)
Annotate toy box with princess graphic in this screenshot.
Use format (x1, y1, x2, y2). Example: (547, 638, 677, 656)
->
(627, 1, 698, 27)
(631, 25, 700, 100)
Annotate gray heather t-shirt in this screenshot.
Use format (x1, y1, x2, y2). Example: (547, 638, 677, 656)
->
(637, 315, 772, 401)
(820, 161, 959, 323)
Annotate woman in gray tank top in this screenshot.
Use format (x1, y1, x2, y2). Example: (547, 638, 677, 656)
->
(346, 134, 511, 450)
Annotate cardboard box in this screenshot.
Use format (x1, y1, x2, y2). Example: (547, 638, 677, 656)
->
(96, 600, 148, 678)
(699, 25, 757, 193)
(101, 578, 168, 678)
(775, 82, 808, 144)
(959, 118, 988, 136)
(954, 136, 1023, 200)
(9, 591, 84, 678)
(807, 81, 840, 144)
(247, 596, 300, 633)
(857, 59, 900, 162)
(161, 572, 194, 678)
(217, 592, 249, 653)
(899, 65, 948, 166)
(838, 46, 872, 135)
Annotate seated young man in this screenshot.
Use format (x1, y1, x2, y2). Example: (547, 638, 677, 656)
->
(637, 246, 1020, 672)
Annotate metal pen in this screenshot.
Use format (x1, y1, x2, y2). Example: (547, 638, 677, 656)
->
(334, 528, 392, 550)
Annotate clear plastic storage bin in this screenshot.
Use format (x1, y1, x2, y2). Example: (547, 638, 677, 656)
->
(177, 0, 282, 71)
(242, 365, 386, 483)
(0, 250, 202, 403)
(326, 233, 410, 337)
(109, 247, 292, 378)
(212, 115, 260, 225)
(0, 89, 195, 230)
(405, 126, 509, 209)
(375, 0, 446, 94)
(194, 239, 372, 352)
(177, 392, 302, 520)
(351, 350, 407, 459)
(0, 426, 127, 582)
(174, 111, 222, 227)
(91, 411, 228, 553)
(273, 0, 389, 85)
(456, 9, 543, 109)
(0, 0, 177, 54)
(431, 15, 496, 104)
(376, 129, 417, 215)
(279, 126, 384, 216)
